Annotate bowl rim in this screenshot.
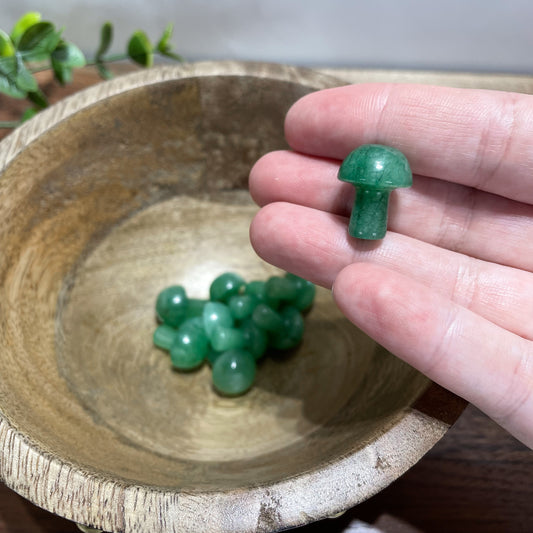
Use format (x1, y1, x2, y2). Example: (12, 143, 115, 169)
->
(0, 61, 467, 533)
(0, 60, 343, 173)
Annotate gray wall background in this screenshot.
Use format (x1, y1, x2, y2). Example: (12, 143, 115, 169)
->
(3, 0, 533, 73)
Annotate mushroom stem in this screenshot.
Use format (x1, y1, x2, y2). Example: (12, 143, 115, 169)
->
(349, 188, 390, 240)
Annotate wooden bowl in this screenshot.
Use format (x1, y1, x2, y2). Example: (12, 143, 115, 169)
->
(0, 62, 465, 533)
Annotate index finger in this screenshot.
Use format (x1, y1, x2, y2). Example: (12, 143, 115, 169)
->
(285, 83, 533, 204)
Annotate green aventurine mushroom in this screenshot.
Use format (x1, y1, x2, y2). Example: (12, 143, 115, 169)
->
(338, 144, 412, 240)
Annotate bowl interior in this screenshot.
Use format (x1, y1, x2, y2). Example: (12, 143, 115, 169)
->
(0, 68, 434, 496)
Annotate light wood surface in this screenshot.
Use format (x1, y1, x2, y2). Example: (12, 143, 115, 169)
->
(0, 63, 531, 533)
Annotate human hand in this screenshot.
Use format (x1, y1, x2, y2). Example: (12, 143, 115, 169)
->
(249, 83, 533, 448)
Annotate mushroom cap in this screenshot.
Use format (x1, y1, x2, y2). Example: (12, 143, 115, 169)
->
(338, 144, 412, 190)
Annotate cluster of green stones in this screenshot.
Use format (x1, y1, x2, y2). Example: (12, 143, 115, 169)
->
(153, 272, 316, 396)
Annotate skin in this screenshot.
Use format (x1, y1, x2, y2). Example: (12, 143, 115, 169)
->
(248, 83, 533, 449)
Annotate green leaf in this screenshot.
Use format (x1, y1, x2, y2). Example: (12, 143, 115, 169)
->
(156, 23, 173, 53)
(18, 22, 62, 62)
(94, 23, 114, 80)
(51, 41, 86, 68)
(0, 55, 36, 98)
(51, 61, 72, 85)
(0, 70, 26, 98)
(14, 53, 38, 92)
(21, 107, 38, 122)
(0, 30, 15, 57)
(0, 56, 17, 77)
(50, 41, 85, 85)
(158, 48, 184, 62)
(27, 89, 48, 109)
(10, 12, 41, 46)
(96, 60, 113, 80)
(155, 24, 183, 62)
(96, 22, 113, 60)
(127, 30, 153, 67)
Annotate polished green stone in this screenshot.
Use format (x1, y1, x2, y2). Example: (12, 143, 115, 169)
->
(265, 276, 298, 301)
(155, 285, 188, 327)
(244, 280, 280, 309)
(252, 303, 283, 333)
(349, 189, 390, 240)
(206, 348, 222, 366)
(180, 316, 205, 331)
(212, 349, 256, 396)
(170, 322, 209, 370)
(240, 318, 268, 360)
(284, 273, 316, 312)
(209, 272, 245, 302)
(211, 325, 246, 352)
(170, 345, 205, 371)
(228, 294, 257, 321)
(153, 324, 177, 351)
(270, 306, 305, 350)
(185, 298, 207, 319)
(338, 144, 412, 240)
(202, 301, 234, 339)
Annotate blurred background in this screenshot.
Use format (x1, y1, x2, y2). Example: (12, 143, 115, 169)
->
(4, 0, 533, 73)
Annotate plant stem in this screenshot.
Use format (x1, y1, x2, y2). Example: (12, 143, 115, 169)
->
(0, 120, 21, 129)
(86, 53, 130, 66)
(28, 64, 50, 74)
(29, 53, 130, 74)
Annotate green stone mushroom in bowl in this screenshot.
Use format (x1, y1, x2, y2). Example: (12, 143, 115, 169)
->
(338, 144, 412, 240)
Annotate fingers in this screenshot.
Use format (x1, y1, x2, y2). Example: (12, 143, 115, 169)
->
(249, 150, 533, 273)
(284, 83, 533, 204)
(332, 262, 533, 449)
(250, 151, 349, 214)
(250, 202, 533, 340)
